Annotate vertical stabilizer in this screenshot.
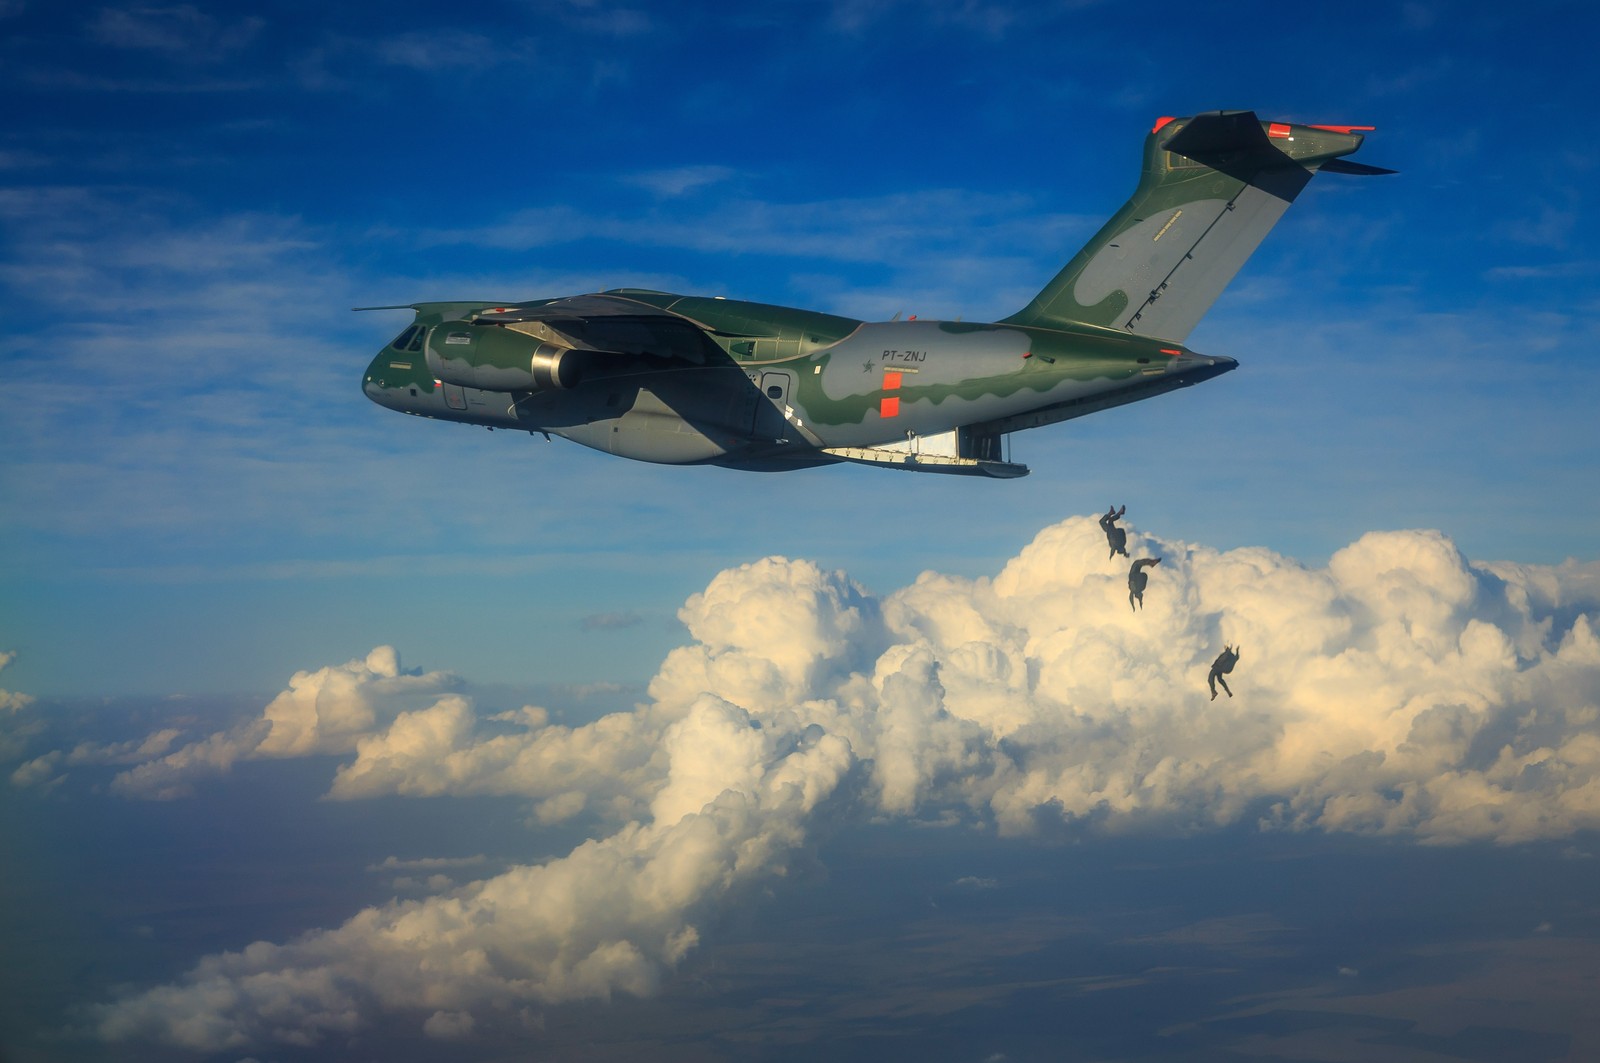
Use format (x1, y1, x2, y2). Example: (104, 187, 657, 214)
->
(1004, 111, 1388, 342)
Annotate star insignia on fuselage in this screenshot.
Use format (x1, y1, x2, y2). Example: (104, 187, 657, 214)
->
(862, 360, 875, 373)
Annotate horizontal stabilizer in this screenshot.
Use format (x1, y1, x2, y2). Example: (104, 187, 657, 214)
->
(1159, 110, 1278, 164)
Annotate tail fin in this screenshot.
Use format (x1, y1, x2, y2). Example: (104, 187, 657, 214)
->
(1004, 111, 1392, 341)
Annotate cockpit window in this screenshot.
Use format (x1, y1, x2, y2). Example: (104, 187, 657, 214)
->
(390, 325, 422, 351)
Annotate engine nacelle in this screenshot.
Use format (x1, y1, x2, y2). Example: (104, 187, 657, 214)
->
(425, 322, 582, 392)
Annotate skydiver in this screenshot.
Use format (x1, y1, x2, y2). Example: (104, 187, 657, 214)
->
(1099, 504, 1128, 559)
(1208, 644, 1240, 700)
(1128, 557, 1161, 611)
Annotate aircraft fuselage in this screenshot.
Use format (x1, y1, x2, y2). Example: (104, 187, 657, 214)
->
(362, 290, 1235, 477)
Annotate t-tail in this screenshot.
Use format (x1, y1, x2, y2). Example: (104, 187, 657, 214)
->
(1005, 110, 1393, 342)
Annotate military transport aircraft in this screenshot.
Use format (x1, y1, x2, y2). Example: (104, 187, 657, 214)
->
(360, 110, 1389, 478)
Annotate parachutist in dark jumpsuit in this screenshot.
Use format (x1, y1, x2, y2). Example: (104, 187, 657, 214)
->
(1208, 645, 1240, 700)
(1128, 557, 1161, 611)
(1099, 505, 1128, 559)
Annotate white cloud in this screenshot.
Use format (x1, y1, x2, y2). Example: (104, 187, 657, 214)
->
(373, 30, 505, 71)
(93, 696, 853, 1051)
(67, 729, 184, 764)
(621, 165, 736, 198)
(0, 648, 33, 714)
(412, 189, 1089, 290)
(106, 647, 457, 799)
(0, 651, 39, 765)
(422, 1009, 475, 1039)
(10, 750, 64, 790)
(89, 519, 1600, 1049)
(327, 696, 662, 826)
(87, 4, 264, 59)
(325, 522, 1600, 848)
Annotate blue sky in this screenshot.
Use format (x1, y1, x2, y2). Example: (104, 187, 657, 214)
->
(3, 2, 1600, 1060)
(2, 0, 1596, 696)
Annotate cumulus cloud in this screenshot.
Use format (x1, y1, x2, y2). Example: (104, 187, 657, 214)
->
(106, 647, 457, 799)
(327, 696, 663, 826)
(67, 728, 184, 764)
(89, 519, 1600, 1050)
(93, 696, 853, 1052)
(422, 1009, 475, 1039)
(0, 650, 41, 766)
(0, 648, 34, 714)
(11, 750, 64, 790)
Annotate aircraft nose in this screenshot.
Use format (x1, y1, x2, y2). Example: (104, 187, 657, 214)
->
(362, 367, 393, 408)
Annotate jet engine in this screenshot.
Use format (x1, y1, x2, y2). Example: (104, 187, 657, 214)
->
(425, 322, 582, 392)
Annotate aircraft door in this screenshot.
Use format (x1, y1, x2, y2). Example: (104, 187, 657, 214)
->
(753, 370, 793, 440)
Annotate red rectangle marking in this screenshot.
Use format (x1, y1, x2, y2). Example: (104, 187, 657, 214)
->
(1268, 122, 1292, 139)
(880, 396, 900, 418)
(882, 371, 903, 390)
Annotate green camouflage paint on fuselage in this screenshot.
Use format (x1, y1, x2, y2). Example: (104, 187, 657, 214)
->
(361, 290, 1231, 465)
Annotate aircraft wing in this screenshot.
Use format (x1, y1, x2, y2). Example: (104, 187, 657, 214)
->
(473, 292, 680, 325)
(471, 293, 723, 362)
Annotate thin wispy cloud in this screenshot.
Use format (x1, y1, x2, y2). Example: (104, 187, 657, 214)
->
(367, 854, 493, 872)
(86, 4, 264, 59)
(620, 165, 738, 198)
(415, 189, 1088, 267)
(823, 0, 1102, 38)
(580, 611, 644, 631)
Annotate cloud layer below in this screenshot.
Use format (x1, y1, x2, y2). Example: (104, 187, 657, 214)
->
(29, 518, 1599, 1050)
